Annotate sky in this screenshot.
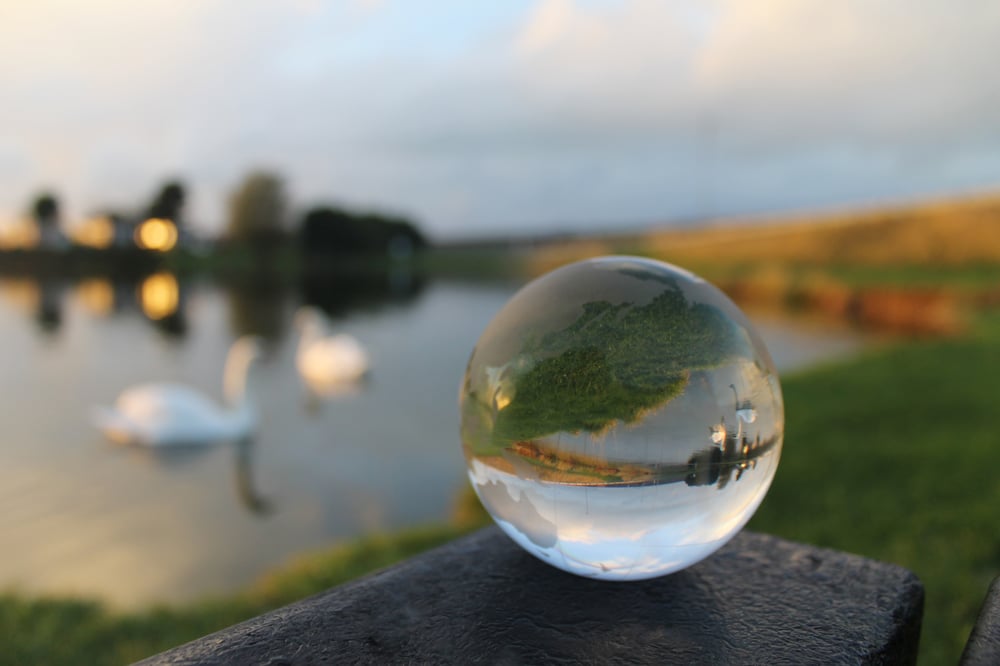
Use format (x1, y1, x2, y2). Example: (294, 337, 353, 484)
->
(1, 0, 999, 240)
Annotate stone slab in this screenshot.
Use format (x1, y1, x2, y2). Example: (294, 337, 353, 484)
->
(961, 576, 1000, 665)
(139, 527, 924, 665)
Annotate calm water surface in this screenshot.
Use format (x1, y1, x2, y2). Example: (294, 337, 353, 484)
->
(0, 275, 867, 607)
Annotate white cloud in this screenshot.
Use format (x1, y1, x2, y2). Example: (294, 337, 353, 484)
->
(695, 0, 1000, 149)
(1, 0, 998, 235)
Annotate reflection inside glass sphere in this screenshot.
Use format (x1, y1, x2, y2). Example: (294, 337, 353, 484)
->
(460, 256, 783, 580)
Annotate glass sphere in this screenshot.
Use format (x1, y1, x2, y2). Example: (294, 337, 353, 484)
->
(460, 256, 783, 580)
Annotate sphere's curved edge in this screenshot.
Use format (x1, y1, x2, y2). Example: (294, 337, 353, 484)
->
(460, 256, 784, 580)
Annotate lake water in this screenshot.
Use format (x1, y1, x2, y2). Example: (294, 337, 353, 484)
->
(0, 273, 867, 608)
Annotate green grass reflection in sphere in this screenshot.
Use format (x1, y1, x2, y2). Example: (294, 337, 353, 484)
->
(460, 256, 783, 580)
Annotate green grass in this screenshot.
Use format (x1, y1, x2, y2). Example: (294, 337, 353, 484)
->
(749, 313, 1000, 664)
(648, 260, 1000, 292)
(491, 273, 743, 445)
(0, 525, 475, 665)
(821, 262, 1000, 290)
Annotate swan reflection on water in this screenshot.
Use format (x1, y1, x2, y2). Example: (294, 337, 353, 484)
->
(114, 435, 273, 516)
(233, 436, 273, 516)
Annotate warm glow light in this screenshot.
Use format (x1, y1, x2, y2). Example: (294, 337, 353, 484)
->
(139, 272, 179, 320)
(0, 218, 40, 250)
(135, 218, 178, 252)
(77, 279, 115, 316)
(0, 279, 40, 313)
(71, 216, 116, 249)
(494, 392, 512, 411)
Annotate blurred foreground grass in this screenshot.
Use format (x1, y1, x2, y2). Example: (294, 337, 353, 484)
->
(0, 526, 477, 665)
(2, 314, 999, 664)
(749, 311, 1000, 665)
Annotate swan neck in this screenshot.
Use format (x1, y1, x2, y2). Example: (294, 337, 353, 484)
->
(299, 319, 324, 349)
(224, 346, 257, 408)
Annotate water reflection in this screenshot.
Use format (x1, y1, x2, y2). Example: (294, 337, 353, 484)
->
(234, 437, 273, 516)
(0, 273, 871, 606)
(36, 279, 65, 334)
(227, 278, 292, 343)
(0, 268, 429, 345)
(113, 435, 272, 516)
(0, 274, 190, 337)
(299, 269, 426, 319)
(139, 272, 180, 320)
(75, 277, 139, 318)
(0, 277, 67, 334)
(139, 272, 188, 337)
(77, 278, 116, 316)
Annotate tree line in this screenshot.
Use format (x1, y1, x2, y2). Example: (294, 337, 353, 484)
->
(21, 170, 428, 257)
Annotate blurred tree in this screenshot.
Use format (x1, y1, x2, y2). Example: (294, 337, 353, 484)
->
(227, 171, 288, 247)
(31, 191, 67, 249)
(33, 192, 58, 222)
(35, 278, 64, 333)
(298, 205, 426, 257)
(299, 206, 357, 254)
(148, 181, 186, 224)
(227, 277, 290, 343)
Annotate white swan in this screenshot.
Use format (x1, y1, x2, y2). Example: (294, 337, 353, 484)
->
(92, 336, 263, 447)
(294, 306, 369, 396)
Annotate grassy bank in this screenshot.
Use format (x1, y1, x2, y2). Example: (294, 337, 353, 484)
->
(748, 312, 1000, 664)
(0, 526, 475, 665)
(514, 192, 1000, 276)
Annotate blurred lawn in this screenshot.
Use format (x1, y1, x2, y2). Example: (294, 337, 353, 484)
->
(1, 313, 998, 665)
(749, 311, 1000, 664)
(0, 527, 474, 665)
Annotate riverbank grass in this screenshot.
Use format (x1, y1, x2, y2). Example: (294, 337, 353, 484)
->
(0, 525, 474, 665)
(748, 312, 1000, 664)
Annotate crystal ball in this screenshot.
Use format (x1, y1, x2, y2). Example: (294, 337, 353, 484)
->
(460, 256, 783, 580)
